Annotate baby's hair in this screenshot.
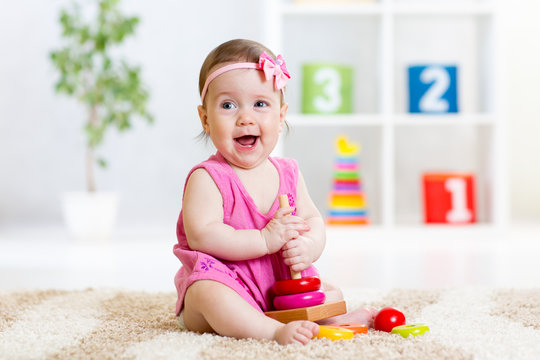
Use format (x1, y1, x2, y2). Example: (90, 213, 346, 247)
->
(197, 39, 289, 141)
(199, 39, 286, 106)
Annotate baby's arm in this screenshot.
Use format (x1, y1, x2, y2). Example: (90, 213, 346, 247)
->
(281, 170, 326, 272)
(183, 168, 309, 261)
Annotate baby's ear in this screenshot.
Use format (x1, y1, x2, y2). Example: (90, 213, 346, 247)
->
(279, 103, 288, 131)
(198, 105, 209, 134)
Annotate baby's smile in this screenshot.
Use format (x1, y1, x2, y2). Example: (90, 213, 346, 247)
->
(235, 135, 259, 148)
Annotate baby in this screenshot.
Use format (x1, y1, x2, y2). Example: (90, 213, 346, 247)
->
(173, 39, 376, 345)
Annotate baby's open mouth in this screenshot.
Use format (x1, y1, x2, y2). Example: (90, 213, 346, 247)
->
(235, 135, 258, 147)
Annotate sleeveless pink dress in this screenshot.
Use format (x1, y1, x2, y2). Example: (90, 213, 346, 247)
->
(173, 152, 319, 315)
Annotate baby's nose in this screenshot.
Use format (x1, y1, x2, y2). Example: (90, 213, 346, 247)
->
(236, 111, 255, 126)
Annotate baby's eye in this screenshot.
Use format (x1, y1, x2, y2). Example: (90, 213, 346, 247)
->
(254, 101, 268, 108)
(222, 102, 236, 110)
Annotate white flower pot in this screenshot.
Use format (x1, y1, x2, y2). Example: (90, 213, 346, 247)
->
(62, 192, 118, 241)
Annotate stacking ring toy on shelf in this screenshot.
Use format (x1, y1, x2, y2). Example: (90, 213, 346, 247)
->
(273, 290, 326, 310)
(315, 326, 355, 341)
(391, 323, 430, 338)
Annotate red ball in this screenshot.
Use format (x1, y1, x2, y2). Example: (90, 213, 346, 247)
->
(374, 307, 406, 332)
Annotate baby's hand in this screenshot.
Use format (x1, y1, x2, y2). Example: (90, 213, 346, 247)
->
(281, 235, 315, 273)
(261, 206, 310, 254)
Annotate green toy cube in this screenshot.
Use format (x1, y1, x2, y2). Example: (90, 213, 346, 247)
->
(302, 63, 353, 114)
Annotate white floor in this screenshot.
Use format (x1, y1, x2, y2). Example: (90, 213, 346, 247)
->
(0, 224, 539, 292)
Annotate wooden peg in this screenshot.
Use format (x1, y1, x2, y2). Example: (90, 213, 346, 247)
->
(278, 194, 301, 280)
(265, 194, 347, 323)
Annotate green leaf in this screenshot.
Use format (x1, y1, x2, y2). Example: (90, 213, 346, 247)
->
(50, 0, 154, 180)
(97, 157, 108, 168)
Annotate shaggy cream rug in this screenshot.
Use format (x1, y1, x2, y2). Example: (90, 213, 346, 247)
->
(1, 287, 539, 359)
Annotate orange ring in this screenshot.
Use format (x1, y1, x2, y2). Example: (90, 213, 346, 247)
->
(334, 323, 368, 334)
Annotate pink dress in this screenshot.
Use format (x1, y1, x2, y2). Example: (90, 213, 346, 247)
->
(173, 152, 319, 315)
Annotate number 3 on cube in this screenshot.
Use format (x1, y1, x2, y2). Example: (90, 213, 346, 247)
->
(302, 63, 353, 115)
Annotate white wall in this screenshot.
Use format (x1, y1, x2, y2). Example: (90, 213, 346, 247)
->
(0, 0, 262, 228)
(503, 0, 540, 223)
(1, 0, 539, 230)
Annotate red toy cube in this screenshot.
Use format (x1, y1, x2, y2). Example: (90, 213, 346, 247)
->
(422, 173, 476, 224)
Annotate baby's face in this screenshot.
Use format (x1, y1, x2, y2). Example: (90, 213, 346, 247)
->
(199, 67, 288, 170)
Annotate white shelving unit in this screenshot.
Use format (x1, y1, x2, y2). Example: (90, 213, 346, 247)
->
(264, 0, 507, 232)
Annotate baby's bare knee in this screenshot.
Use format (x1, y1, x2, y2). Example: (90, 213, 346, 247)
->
(183, 281, 221, 333)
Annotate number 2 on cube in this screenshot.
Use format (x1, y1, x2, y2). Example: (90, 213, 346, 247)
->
(408, 65, 458, 114)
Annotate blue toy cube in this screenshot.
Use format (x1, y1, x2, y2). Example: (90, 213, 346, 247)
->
(408, 65, 458, 113)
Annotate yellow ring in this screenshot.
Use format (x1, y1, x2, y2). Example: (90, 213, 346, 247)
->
(315, 326, 354, 341)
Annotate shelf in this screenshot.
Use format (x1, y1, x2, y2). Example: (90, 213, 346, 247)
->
(287, 113, 496, 127)
(270, 0, 505, 229)
(287, 114, 383, 126)
(393, 113, 496, 126)
(392, 3, 495, 16)
(281, 2, 494, 16)
(282, 3, 383, 15)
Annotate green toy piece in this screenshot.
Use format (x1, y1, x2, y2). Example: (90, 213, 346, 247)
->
(391, 323, 430, 338)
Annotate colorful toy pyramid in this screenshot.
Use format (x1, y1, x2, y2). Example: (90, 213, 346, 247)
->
(327, 136, 369, 225)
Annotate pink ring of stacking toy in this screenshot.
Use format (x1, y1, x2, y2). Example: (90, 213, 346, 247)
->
(272, 276, 321, 296)
(273, 290, 326, 310)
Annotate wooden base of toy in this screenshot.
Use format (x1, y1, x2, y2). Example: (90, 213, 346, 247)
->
(265, 300, 347, 324)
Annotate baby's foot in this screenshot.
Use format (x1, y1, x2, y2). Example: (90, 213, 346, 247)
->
(320, 306, 378, 328)
(348, 306, 378, 327)
(274, 320, 320, 345)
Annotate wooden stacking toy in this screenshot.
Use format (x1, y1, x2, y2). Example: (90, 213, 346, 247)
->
(264, 195, 347, 323)
(272, 195, 325, 310)
(327, 136, 369, 225)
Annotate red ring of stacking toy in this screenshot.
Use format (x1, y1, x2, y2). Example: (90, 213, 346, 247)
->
(272, 276, 321, 296)
(273, 290, 326, 310)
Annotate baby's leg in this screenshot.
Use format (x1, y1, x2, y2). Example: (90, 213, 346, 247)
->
(319, 280, 378, 327)
(183, 280, 319, 345)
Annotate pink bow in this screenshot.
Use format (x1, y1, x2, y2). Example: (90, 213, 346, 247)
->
(258, 51, 290, 91)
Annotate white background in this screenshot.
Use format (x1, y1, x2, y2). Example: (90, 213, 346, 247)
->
(1, 0, 539, 229)
(0, 0, 539, 291)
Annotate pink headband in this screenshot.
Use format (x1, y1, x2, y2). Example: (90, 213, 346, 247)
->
(200, 51, 290, 103)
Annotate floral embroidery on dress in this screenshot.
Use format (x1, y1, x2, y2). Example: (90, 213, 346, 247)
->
(200, 257, 234, 277)
(287, 193, 296, 215)
(199, 257, 251, 294)
(200, 257, 216, 272)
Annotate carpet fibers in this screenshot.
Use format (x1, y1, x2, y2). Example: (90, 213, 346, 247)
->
(1, 288, 539, 359)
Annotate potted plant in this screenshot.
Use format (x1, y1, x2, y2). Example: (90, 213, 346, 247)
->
(50, 0, 153, 239)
